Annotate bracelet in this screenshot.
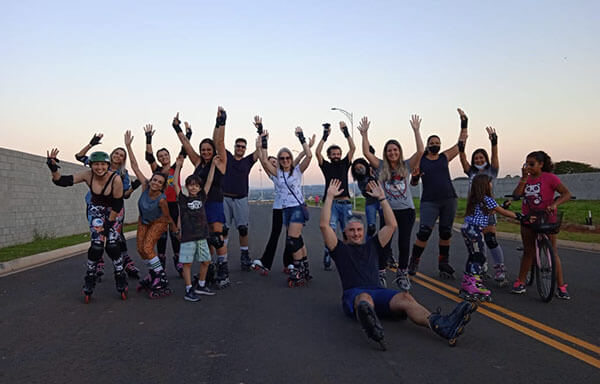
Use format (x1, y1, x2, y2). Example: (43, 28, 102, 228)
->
(378, 198, 386, 202)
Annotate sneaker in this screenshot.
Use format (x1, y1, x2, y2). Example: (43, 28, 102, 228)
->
(493, 264, 507, 282)
(511, 280, 526, 294)
(184, 288, 201, 302)
(194, 283, 215, 296)
(556, 284, 570, 300)
(393, 269, 411, 291)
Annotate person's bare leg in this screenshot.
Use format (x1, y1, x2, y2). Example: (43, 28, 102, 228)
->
(389, 292, 431, 327)
(183, 263, 192, 287)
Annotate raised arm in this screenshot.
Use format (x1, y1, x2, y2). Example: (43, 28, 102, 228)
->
(366, 181, 397, 247)
(295, 133, 316, 167)
(204, 155, 219, 194)
(340, 121, 356, 162)
(458, 141, 470, 173)
(124, 130, 148, 189)
(320, 179, 343, 250)
(173, 155, 183, 196)
(407, 114, 425, 170)
(257, 132, 277, 177)
(212, 106, 227, 174)
(487, 126, 499, 171)
(143, 124, 159, 172)
(172, 113, 201, 166)
(74, 133, 103, 164)
(179, 122, 192, 159)
(512, 164, 528, 197)
(443, 108, 469, 162)
(295, 127, 312, 172)
(357, 116, 380, 168)
(315, 123, 330, 166)
(252, 115, 265, 162)
(47, 148, 90, 186)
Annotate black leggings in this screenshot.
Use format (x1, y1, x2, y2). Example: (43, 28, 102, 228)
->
(379, 208, 416, 270)
(157, 201, 180, 255)
(260, 209, 292, 270)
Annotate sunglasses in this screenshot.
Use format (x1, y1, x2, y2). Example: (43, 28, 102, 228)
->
(236, 144, 246, 149)
(279, 156, 291, 161)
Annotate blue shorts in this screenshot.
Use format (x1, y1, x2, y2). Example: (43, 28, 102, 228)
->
(342, 286, 399, 318)
(205, 201, 225, 224)
(330, 200, 353, 231)
(283, 205, 305, 226)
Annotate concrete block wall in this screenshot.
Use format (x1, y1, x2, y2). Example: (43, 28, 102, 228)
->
(0, 147, 141, 248)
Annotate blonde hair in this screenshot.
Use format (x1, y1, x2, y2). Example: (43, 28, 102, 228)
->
(277, 147, 295, 177)
(378, 139, 407, 183)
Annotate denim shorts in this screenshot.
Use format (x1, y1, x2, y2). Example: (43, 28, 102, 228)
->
(365, 202, 382, 227)
(179, 239, 211, 263)
(342, 286, 399, 318)
(330, 200, 354, 231)
(283, 205, 305, 226)
(205, 201, 226, 224)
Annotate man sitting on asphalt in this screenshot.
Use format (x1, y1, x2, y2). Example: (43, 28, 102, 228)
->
(320, 178, 478, 350)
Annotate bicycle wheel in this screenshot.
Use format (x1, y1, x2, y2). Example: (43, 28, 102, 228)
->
(534, 236, 557, 303)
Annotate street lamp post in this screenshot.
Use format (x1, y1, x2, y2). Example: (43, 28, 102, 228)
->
(331, 107, 356, 210)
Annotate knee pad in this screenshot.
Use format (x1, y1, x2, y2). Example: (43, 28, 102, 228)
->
(88, 241, 104, 262)
(484, 232, 499, 249)
(208, 232, 225, 249)
(286, 235, 304, 253)
(439, 226, 453, 240)
(416, 225, 433, 242)
(367, 224, 377, 237)
(237, 225, 248, 237)
(222, 226, 229, 237)
(105, 241, 121, 260)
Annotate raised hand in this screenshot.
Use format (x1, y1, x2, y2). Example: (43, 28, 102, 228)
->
(184, 122, 192, 139)
(486, 126, 498, 146)
(308, 133, 317, 148)
(124, 130, 134, 146)
(215, 106, 227, 127)
(322, 123, 331, 141)
(46, 148, 60, 172)
(144, 124, 154, 144)
(254, 115, 263, 134)
(175, 155, 184, 168)
(295, 127, 306, 144)
(365, 180, 385, 200)
(89, 134, 103, 147)
(410, 114, 421, 131)
(457, 108, 468, 129)
(357, 116, 370, 135)
(172, 113, 182, 133)
(327, 179, 344, 198)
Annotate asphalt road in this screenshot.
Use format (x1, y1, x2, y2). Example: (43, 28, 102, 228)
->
(1, 204, 599, 383)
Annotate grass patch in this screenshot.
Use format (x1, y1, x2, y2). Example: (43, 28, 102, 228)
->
(0, 223, 138, 263)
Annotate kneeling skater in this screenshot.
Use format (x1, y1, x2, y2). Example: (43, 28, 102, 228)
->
(46, 148, 127, 303)
(320, 179, 478, 349)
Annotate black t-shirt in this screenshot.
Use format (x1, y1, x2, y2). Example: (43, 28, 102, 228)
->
(178, 192, 209, 242)
(356, 174, 378, 205)
(222, 151, 256, 198)
(193, 160, 224, 202)
(419, 153, 457, 202)
(329, 238, 384, 291)
(320, 156, 351, 200)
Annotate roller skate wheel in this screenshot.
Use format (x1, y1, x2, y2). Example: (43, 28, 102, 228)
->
(456, 326, 465, 336)
(448, 338, 457, 347)
(149, 291, 160, 299)
(121, 291, 128, 301)
(163, 288, 172, 295)
(463, 313, 471, 323)
(288, 281, 293, 288)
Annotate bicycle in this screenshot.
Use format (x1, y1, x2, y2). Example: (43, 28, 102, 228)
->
(503, 195, 573, 302)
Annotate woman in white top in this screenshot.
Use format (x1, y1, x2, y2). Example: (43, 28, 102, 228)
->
(257, 124, 314, 286)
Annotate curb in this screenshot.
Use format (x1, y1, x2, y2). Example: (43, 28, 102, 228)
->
(0, 231, 137, 278)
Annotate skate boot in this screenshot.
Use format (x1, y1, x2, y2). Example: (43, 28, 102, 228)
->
(83, 271, 97, 304)
(206, 263, 216, 286)
(356, 301, 386, 351)
(114, 270, 128, 301)
(158, 255, 166, 270)
(378, 270, 387, 288)
(393, 269, 411, 292)
(287, 263, 307, 287)
(137, 272, 153, 292)
(481, 261, 491, 279)
(493, 264, 508, 287)
(302, 258, 313, 281)
(459, 273, 492, 302)
(148, 269, 172, 299)
(215, 260, 230, 289)
(240, 250, 252, 271)
(173, 255, 184, 278)
(323, 252, 333, 271)
(438, 261, 456, 279)
(96, 258, 105, 282)
(407, 255, 421, 276)
(123, 256, 140, 279)
(429, 301, 478, 346)
(251, 259, 270, 276)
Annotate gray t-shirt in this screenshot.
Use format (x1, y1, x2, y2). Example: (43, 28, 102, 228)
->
(378, 159, 414, 210)
(466, 166, 499, 190)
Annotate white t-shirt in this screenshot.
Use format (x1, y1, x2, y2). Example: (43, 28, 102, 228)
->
(270, 175, 283, 209)
(272, 165, 305, 208)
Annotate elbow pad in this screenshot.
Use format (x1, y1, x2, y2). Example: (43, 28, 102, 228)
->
(111, 197, 124, 212)
(75, 154, 88, 163)
(53, 175, 74, 187)
(145, 152, 156, 164)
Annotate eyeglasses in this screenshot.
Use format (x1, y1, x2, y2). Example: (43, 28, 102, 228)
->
(279, 156, 291, 161)
(236, 145, 246, 149)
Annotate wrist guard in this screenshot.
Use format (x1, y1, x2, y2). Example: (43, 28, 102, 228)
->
(255, 122, 264, 135)
(460, 116, 468, 129)
(145, 132, 152, 145)
(185, 128, 192, 140)
(172, 121, 182, 134)
(131, 179, 141, 191)
(89, 135, 101, 146)
(341, 126, 350, 138)
(46, 157, 60, 172)
(261, 136, 268, 149)
(297, 131, 306, 145)
(322, 123, 330, 142)
(215, 110, 227, 128)
(490, 133, 498, 146)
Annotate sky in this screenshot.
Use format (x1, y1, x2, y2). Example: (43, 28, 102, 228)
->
(1, 0, 599, 187)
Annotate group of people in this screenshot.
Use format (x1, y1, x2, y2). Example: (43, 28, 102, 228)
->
(45, 105, 571, 348)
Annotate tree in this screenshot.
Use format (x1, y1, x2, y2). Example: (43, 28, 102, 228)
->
(554, 161, 600, 174)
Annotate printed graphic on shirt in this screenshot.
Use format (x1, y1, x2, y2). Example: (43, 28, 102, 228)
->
(187, 199, 203, 210)
(524, 182, 542, 206)
(384, 174, 408, 200)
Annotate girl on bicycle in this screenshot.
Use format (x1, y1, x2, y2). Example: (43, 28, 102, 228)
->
(459, 174, 527, 302)
(511, 151, 572, 299)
